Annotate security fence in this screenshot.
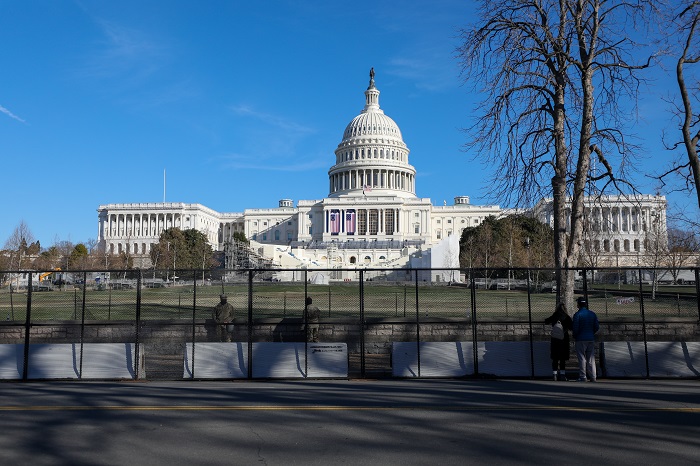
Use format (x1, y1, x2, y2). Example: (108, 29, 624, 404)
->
(0, 266, 698, 381)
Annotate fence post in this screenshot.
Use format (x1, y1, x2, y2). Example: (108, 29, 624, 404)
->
(247, 269, 254, 379)
(191, 270, 197, 378)
(79, 270, 87, 379)
(527, 267, 534, 378)
(133, 271, 142, 379)
(304, 269, 308, 378)
(403, 284, 407, 317)
(22, 273, 33, 381)
(359, 270, 365, 378)
(470, 268, 478, 376)
(638, 268, 650, 378)
(414, 269, 421, 377)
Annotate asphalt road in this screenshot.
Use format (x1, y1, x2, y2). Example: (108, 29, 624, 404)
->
(1, 379, 698, 465)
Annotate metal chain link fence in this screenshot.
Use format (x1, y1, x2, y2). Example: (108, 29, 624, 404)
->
(1, 267, 698, 380)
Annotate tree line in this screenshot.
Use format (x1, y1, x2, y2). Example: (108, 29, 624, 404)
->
(0, 221, 222, 277)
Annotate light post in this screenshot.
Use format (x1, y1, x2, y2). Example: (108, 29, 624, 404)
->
(525, 237, 531, 286)
(172, 245, 176, 287)
(166, 241, 170, 283)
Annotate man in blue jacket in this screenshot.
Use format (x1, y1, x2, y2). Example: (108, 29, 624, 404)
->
(572, 296, 600, 382)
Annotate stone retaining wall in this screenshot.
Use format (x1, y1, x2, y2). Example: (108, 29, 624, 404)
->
(2, 317, 698, 350)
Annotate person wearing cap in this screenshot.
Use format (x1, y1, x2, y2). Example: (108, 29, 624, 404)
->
(213, 294, 234, 342)
(572, 296, 600, 382)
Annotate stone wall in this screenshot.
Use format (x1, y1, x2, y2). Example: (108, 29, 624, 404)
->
(2, 317, 698, 350)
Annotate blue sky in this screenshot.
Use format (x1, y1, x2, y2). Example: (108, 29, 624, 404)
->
(0, 0, 690, 248)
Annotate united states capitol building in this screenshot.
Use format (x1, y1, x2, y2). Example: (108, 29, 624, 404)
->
(97, 70, 667, 280)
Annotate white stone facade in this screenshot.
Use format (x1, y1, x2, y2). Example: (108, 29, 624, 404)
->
(532, 194, 668, 266)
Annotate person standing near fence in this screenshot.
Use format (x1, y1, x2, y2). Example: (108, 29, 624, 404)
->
(545, 303, 573, 381)
(213, 294, 234, 342)
(305, 297, 321, 343)
(572, 296, 600, 382)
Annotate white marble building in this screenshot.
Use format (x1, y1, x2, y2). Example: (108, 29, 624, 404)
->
(97, 70, 666, 277)
(532, 194, 668, 266)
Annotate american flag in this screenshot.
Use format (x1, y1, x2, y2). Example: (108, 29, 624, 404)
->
(346, 210, 356, 235)
(330, 210, 341, 234)
(363, 184, 372, 194)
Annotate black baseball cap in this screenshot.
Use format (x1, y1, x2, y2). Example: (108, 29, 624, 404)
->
(577, 297, 587, 306)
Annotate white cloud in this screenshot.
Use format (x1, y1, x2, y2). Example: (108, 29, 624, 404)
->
(80, 19, 167, 82)
(218, 152, 327, 172)
(387, 52, 458, 93)
(0, 104, 26, 123)
(230, 104, 315, 134)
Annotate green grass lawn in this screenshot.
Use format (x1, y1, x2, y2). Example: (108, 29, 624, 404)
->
(0, 282, 696, 322)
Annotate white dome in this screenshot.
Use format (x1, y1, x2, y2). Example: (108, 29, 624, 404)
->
(342, 109, 403, 140)
(328, 69, 416, 199)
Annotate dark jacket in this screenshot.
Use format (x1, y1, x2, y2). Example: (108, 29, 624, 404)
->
(545, 309, 573, 361)
(573, 307, 600, 341)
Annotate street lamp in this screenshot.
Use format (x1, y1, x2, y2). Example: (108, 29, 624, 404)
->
(525, 237, 531, 286)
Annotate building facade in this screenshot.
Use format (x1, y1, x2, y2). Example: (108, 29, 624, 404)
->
(97, 70, 667, 278)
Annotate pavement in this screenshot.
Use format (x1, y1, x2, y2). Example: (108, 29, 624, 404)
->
(0, 378, 698, 465)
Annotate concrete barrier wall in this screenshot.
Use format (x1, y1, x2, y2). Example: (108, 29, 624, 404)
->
(1, 318, 698, 379)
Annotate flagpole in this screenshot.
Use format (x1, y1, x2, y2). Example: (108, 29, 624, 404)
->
(163, 169, 166, 203)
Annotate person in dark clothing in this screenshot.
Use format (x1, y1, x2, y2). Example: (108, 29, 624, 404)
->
(573, 296, 600, 382)
(305, 296, 321, 343)
(213, 294, 234, 342)
(544, 302, 573, 381)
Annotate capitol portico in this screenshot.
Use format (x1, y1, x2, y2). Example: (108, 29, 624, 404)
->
(97, 70, 667, 278)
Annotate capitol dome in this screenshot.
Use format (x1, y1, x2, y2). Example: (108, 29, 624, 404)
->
(328, 69, 416, 199)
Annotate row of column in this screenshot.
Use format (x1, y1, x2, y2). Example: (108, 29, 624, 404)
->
(337, 147, 406, 164)
(329, 169, 414, 194)
(103, 213, 182, 239)
(576, 206, 661, 233)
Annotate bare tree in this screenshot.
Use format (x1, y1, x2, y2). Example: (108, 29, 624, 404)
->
(659, 2, 700, 208)
(3, 220, 35, 271)
(457, 0, 657, 311)
(642, 214, 668, 299)
(666, 227, 699, 283)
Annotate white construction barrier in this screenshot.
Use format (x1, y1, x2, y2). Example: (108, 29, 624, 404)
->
(0, 343, 143, 379)
(183, 342, 348, 379)
(602, 341, 700, 378)
(183, 342, 247, 378)
(392, 341, 553, 377)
